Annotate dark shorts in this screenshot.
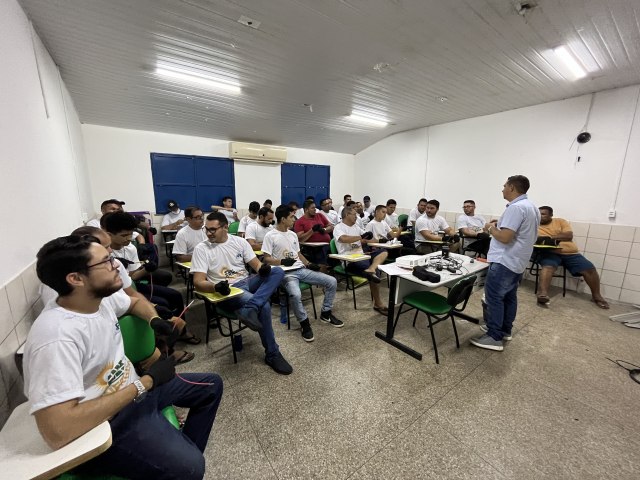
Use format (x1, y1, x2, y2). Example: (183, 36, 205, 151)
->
(538, 252, 594, 276)
(346, 250, 384, 275)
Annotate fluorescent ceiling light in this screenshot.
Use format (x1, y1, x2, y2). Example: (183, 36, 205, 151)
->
(552, 46, 586, 80)
(347, 113, 388, 128)
(155, 66, 241, 94)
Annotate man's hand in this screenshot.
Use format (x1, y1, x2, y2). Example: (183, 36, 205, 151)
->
(259, 263, 271, 277)
(361, 231, 374, 240)
(150, 316, 175, 336)
(281, 257, 296, 267)
(145, 356, 176, 389)
(214, 280, 231, 295)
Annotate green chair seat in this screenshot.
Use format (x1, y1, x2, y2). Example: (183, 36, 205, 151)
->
(404, 292, 452, 315)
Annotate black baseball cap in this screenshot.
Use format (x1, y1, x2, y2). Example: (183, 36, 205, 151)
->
(167, 200, 179, 209)
(101, 198, 125, 208)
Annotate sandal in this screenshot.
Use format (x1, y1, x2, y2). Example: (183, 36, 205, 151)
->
(373, 306, 389, 315)
(536, 295, 550, 305)
(177, 332, 201, 345)
(172, 350, 195, 365)
(592, 298, 610, 309)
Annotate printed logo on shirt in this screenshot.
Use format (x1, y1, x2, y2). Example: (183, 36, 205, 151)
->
(96, 358, 131, 395)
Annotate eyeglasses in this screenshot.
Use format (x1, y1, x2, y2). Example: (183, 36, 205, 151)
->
(86, 257, 118, 271)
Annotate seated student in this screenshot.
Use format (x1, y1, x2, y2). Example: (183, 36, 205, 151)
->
(25, 235, 222, 479)
(173, 206, 207, 262)
(87, 199, 145, 244)
(333, 206, 389, 315)
(191, 212, 292, 374)
(263, 205, 343, 342)
(238, 201, 260, 237)
(366, 205, 400, 242)
(319, 197, 340, 226)
(245, 207, 275, 251)
(337, 194, 352, 219)
(536, 206, 609, 308)
(408, 198, 428, 226)
(363, 195, 375, 215)
(211, 196, 239, 224)
(293, 200, 332, 267)
(103, 212, 186, 318)
(161, 199, 186, 231)
(414, 199, 459, 254)
(457, 199, 491, 257)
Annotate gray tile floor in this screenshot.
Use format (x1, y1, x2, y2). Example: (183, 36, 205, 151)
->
(174, 276, 640, 479)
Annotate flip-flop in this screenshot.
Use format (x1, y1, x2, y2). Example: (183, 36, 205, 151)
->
(592, 298, 610, 309)
(536, 295, 550, 305)
(173, 350, 195, 364)
(373, 306, 389, 315)
(177, 332, 202, 345)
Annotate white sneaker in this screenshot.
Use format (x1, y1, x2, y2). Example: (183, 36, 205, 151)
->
(480, 324, 512, 341)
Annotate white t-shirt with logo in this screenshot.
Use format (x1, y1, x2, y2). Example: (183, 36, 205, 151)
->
(24, 290, 136, 414)
(366, 219, 391, 240)
(190, 235, 256, 285)
(262, 230, 305, 269)
(238, 214, 257, 234)
(162, 210, 185, 227)
(111, 244, 140, 272)
(333, 222, 364, 255)
(172, 226, 207, 256)
(415, 215, 449, 242)
(245, 223, 274, 244)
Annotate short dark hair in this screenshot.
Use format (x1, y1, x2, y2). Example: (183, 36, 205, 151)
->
(539, 205, 554, 216)
(386, 199, 397, 206)
(36, 236, 98, 296)
(249, 201, 260, 214)
(102, 211, 138, 234)
(463, 200, 475, 205)
(222, 196, 233, 202)
(275, 204, 293, 223)
(418, 198, 428, 204)
(374, 205, 386, 214)
(426, 199, 440, 209)
(303, 199, 315, 211)
(72, 226, 104, 238)
(185, 206, 202, 218)
(206, 211, 228, 226)
(258, 207, 273, 218)
(507, 175, 530, 194)
(343, 194, 351, 201)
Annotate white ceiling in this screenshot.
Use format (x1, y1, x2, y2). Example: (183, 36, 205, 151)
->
(18, 0, 640, 154)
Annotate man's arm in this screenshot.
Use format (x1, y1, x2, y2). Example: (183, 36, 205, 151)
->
(34, 376, 153, 450)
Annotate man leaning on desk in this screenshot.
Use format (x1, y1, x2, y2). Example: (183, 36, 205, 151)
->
(535, 206, 609, 309)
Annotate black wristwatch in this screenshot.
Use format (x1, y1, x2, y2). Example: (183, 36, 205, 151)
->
(133, 379, 148, 403)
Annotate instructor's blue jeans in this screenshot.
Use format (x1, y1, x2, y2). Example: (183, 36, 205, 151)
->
(484, 262, 522, 341)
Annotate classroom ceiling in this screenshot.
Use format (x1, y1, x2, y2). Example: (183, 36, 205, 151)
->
(18, 0, 640, 154)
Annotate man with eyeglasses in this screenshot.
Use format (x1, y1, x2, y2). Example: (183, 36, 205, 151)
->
(172, 206, 207, 262)
(24, 235, 222, 479)
(191, 212, 292, 375)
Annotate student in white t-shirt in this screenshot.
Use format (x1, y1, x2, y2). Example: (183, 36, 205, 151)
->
(211, 196, 239, 224)
(262, 205, 343, 343)
(414, 199, 460, 254)
(408, 198, 429, 226)
(245, 207, 275, 251)
(191, 212, 292, 375)
(172, 206, 207, 262)
(161, 200, 186, 231)
(333, 206, 388, 315)
(238, 201, 260, 237)
(24, 235, 222, 478)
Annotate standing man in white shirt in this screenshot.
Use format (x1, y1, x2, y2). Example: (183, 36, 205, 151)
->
(245, 207, 275, 251)
(263, 205, 343, 342)
(238, 201, 260, 237)
(172, 206, 207, 262)
(457, 200, 491, 257)
(333, 206, 388, 315)
(211, 196, 239, 224)
(161, 200, 186, 231)
(319, 198, 340, 225)
(414, 199, 459, 254)
(191, 212, 292, 374)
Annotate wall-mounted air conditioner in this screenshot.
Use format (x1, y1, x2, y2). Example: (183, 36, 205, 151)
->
(229, 142, 287, 164)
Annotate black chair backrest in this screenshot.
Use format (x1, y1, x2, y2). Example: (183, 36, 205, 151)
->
(447, 275, 477, 311)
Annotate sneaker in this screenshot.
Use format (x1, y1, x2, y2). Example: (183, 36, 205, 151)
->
(480, 324, 512, 341)
(237, 306, 262, 332)
(470, 334, 504, 351)
(300, 319, 315, 342)
(265, 352, 293, 375)
(320, 310, 344, 328)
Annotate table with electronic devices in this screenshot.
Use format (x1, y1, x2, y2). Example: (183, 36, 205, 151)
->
(375, 252, 488, 360)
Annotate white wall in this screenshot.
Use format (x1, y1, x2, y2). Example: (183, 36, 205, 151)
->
(355, 85, 640, 226)
(0, 0, 92, 287)
(82, 125, 354, 214)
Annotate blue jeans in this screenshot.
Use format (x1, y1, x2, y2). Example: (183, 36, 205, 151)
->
(281, 269, 337, 322)
(224, 267, 285, 356)
(484, 262, 522, 341)
(81, 373, 223, 480)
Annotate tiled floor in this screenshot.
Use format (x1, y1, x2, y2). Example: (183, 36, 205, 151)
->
(173, 275, 640, 479)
